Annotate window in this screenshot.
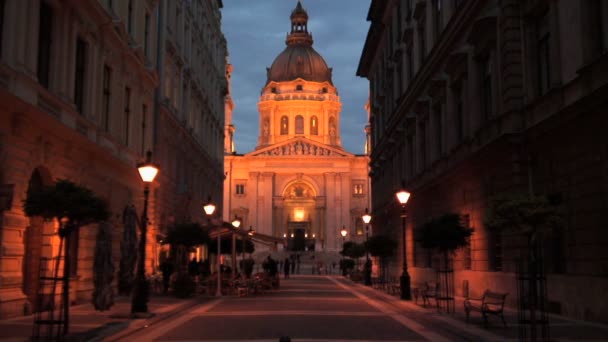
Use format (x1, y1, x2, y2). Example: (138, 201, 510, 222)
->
(433, 0, 443, 40)
(280, 116, 288, 135)
(433, 103, 443, 158)
(296, 84, 302, 91)
(480, 57, 493, 120)
(74, 37, 87, 114)
(417, 20, 426, 65)
(0, 0, 6, 57)
(407, 136, 414, 179)
(68, 228, 79, 277)
(271, 87, 277, 93)
(141, 104, 147, 155)
(536, 11, 551, 95)
(453, 84, 464, 143)
(127, 0, 134, 36)
(235, 184, 245, 195)
(310, 116, 318, 135)
(295, 115, 304, 134)
(144, 13, 150, 57)
(322, 87, 327, 93)
(124, 87, 131, 146)
(419, 122, 426, 169)
(406, 46, 413, 82)
(37, 2, 53, 88)
(353, 184, 364, 195)
(490, 231, 502, 271)
(355, 218, 364, 236)
(461, 214, 472, 270)
(102, 65, 111, 132)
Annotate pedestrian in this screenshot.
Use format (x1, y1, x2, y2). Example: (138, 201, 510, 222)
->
(290, 257, 296, 274)
(284, 257, 290, 279)
(160, 259, 173, 294)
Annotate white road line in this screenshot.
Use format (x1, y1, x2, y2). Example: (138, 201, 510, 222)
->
(162, 340, 424, 342)
(195, 310, 384, 316)
(129, 298, 223, 340)
(328, 277, 450, 342)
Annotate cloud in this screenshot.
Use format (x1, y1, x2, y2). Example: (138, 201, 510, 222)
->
(222, 0, 371, 154)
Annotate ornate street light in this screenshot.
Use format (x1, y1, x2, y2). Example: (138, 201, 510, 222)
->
(395, 181, 412, 300)
(231, 215, 241, 280)
(340, 226, 347, 276)
(131, 151, 159, 314)
(203, 197, 220, 296)
(362, 208, 372, 286)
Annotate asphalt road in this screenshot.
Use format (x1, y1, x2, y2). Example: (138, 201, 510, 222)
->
(115, 275, 458, 342)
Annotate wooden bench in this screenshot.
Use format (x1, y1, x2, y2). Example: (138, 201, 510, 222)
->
(464, 290, 508, 327)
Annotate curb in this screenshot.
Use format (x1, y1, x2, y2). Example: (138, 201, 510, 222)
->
(96, 297, 205, 341)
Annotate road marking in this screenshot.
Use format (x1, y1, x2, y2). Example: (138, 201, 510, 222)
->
(163, 340, 425, 342)
(196, 310, 384, 316)
(328, 277, 450, 342)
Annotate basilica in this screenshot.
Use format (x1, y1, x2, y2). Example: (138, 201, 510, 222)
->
(223, 2, 370, 253)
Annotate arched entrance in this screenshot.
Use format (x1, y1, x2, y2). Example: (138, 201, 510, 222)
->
(282, 182, 318, 252)
(23, 167, 53, 312)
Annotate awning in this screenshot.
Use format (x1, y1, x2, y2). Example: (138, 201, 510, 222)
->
(207, 221, 286, 246)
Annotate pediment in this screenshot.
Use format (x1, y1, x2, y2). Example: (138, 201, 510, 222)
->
(246, 138, 353, 158)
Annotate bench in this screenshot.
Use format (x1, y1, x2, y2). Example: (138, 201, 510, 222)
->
(464, 290, 508, 327)
(421, 282, 439, 307)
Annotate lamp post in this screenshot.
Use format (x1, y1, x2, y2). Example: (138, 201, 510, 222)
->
(231, 215, 241, 279)
(362, 208, 372, 286)
(340, 226, 347, 276)
(131, 151, 159, 314)
(395, 182, 412, 300)
(203, 198, 219, 296)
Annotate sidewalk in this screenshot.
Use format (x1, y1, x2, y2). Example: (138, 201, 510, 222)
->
(358, 281, 608, 341)
(0, 294, 205, 342)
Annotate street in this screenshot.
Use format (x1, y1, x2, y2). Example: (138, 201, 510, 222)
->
(108, 275, 444, 341)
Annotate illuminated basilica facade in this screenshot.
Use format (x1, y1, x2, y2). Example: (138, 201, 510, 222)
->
(223, 2, 370, 252)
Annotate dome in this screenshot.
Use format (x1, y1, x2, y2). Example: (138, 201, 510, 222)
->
(265, 1, 333, 85)
(267, 45, 333, 84)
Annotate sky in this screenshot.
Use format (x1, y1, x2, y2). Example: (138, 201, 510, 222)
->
(221, 0, 371, 154)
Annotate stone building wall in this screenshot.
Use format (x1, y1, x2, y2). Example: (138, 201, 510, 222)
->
(358, 0, 608, 322)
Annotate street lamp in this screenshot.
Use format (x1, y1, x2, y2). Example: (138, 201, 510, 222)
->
(362, 208, 372, 286)
(132, 151, 159, 314)
(395, 181, 412, 300)
(203, 197, 220, 297)
(231, 215, 241, 280)
(340, 226, 347, 276)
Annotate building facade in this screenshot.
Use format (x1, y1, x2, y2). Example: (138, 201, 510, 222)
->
(0, 0, 227, 319)
(154, 0, 227, 239)
(358, 0, 608, 322)
(224, 2, 370, 253)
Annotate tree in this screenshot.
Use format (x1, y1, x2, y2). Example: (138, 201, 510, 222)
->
(419, 213, 472, 313)
(420, 213, 473, 262)
(24, 179, 109, 336)
(484, 193, 563, 340)
(366, 235, 397, 281)
(341, 241, 365, 259)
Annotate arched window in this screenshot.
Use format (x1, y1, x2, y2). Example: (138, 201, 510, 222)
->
(310, 116, 318, 135)
(280, 116, 289, 135)
(295, 115, 304, 134)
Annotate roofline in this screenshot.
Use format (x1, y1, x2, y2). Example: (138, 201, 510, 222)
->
(356, 0, 389, 78)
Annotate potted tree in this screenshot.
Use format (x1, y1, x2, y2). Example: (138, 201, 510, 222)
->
(163, 223, 209, 298)
(420, 213, 473, 312)
(24, 179, 109, 336)
(366, 235, 397, 284)
(484, 193, 562, 340)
